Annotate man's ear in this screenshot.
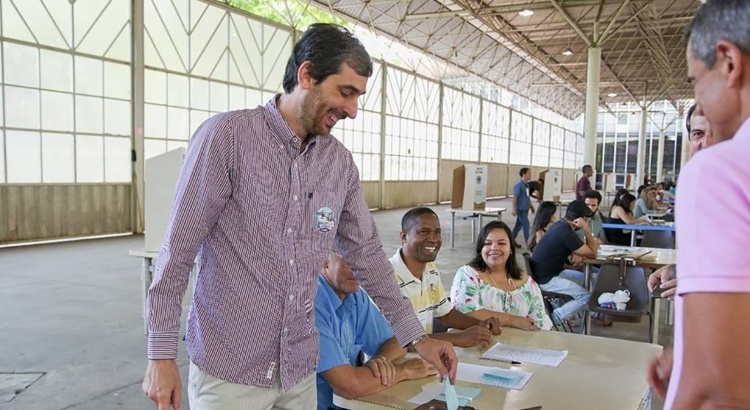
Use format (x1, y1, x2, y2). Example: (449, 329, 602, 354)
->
(716, 40, 744, 89)
(399, 231, 407, 243)
(297, 61, 316, 91)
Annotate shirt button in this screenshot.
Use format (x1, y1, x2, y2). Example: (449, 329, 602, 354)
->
(289, 259, 295, 266)
(283, 327, 288, 333)
(287, 228, 293, 234)
(293, 195, 298, 201)
(289, 294, 295, 301)
(294, 163, 298, 168)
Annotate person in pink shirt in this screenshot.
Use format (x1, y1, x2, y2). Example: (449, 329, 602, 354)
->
(647, 1, 750, 408)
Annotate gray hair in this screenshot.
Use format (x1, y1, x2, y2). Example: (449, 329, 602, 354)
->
(687, 0, 750, 68)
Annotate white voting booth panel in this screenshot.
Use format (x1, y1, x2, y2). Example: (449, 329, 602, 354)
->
(451, 165, 488, 210)
(541, 169, 562, 201)
(145, 148, 186, 253)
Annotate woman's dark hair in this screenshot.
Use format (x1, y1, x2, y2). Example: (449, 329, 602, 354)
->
(528, 202, 557, 251)
(282, 23, 373, 93)
(616, 193, 637, 215)
(612, 188, 630, 208)
(469, 221, 523, 280)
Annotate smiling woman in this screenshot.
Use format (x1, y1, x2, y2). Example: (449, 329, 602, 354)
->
(451, 221, 553, 331)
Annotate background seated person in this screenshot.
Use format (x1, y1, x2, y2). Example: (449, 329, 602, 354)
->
(633, 186, 657, 218)
(451, 221, 553, 331)
(580, 190, 608, 244)
(529, 201, 609, 326)
(607, 193, 650, 246)
(316, 253, 437, 410)
(391, 208, 502, 348)
(528, 201, 557, 252)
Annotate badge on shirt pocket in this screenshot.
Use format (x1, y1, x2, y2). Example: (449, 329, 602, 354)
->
(315, 207, 335, 233)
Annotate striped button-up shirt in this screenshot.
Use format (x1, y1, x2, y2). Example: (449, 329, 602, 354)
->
(146, 96, 424, 389)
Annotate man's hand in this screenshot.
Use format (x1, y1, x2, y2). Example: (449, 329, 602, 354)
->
(398, 358, 437, 380)
(648, 265, 677, 300)
(365, 355, 398, 386)
(454, 325, 493, 348)
(646, 348, 673, 399)
(530, 205, 536, 214)
(510, 316, 540, 331)
(479, 317, 503, 335)
(413, 337, 458, 382)
(573, 217, 591, 233)
(142, 359, 182, 410)
(512, 210, 517, 217)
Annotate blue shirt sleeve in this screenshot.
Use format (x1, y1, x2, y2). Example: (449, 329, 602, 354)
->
(356, 291, 395, 357)
(513, 181, 523, 197)
(315, 306, 350, 374)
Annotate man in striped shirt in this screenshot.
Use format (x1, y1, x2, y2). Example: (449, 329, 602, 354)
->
(142, 23, 458, 410)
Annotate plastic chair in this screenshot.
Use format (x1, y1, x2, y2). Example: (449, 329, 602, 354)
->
(586, 260, 653, 342)
(522, 253, 574, 332)
(640, 230, 675, 249)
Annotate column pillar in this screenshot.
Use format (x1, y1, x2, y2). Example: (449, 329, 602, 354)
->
(583, 47, 601, 185)
(636, 107, 648, 187)
(131, 0, 145, 233)
(656, 130, 666, 182)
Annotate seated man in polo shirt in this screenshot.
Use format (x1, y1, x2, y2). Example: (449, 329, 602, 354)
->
(390, 207, 502, 348)
(529, 200, 603, 325)
(315, 253, 437, 410)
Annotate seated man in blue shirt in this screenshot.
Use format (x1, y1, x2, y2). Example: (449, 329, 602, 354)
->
(316, 253, 437, 410)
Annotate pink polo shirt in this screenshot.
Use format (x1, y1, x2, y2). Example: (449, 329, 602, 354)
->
(665, 117, 750, 408)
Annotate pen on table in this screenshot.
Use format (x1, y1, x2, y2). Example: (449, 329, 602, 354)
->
(497, 359, 521, 365)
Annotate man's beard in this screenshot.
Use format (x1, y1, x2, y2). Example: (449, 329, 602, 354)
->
(301, 87, 332, 137)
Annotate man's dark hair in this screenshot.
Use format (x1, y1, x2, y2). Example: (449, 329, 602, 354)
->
(519, 167, 530, 177)
(282, 23, 373, 93)
(584, 190, 602, 205)
(686, 103, 697, 133)
(469, 221, 523, 280)
(582, 165, 592, 173)
(401, 207, 438, 233)
(685, 0, 750, 69)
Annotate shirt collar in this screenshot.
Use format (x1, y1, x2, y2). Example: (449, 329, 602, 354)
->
(735, 115, 750, 142)
(264, 95, 318, 148)
(390, 248, 419, 283)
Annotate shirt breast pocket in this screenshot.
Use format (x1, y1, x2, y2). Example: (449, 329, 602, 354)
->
(302, 191, 345, 238)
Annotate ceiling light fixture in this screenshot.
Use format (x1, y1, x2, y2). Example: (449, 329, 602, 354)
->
(562, 49, 573, 56)
(518, 9, 534, 17)
(607, 93, 618, 97)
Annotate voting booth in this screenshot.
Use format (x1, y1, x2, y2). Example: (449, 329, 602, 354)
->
(451, 164, 488, 210)
(144, 148, 186, 252)
(539, 169, 562, 202)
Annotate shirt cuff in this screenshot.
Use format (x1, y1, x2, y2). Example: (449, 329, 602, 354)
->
(679, 275, 750, 296)
(147, 331, 180, 360)
(391, 314, 427, 347)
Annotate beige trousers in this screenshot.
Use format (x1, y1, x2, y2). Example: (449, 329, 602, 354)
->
(188, 362, 316, 410)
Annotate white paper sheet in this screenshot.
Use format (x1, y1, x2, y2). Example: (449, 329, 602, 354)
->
(457, 362, 532, 390)
(480, 342, 568, 367)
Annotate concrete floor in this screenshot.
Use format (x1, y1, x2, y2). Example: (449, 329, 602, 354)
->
(0, 196, 671, 409)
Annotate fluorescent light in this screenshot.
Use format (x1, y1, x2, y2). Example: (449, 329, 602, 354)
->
(518, 9, 534, 17)
(607, 92, 618, 97)
(562, 49, 573, 56)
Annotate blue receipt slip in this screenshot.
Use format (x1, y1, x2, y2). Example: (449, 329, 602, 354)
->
(457, 362, 533, 390)
(444, 377, 459, 410)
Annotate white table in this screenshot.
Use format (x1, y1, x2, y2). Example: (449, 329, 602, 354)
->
(447, 207, 506, 248)
(334, 328, 661, 410)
